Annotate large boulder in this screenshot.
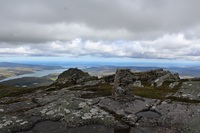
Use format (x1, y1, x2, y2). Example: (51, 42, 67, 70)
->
(112, 69, 134, 101)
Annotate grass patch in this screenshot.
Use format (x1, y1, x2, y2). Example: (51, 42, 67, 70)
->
(133, 86, 169, 100)
(69, 83, 112, 98)
(0, 84, 44, 99)
(133, 81, 181, 100)
(0, 97, 29, 104)
(167, 96, 200, 103)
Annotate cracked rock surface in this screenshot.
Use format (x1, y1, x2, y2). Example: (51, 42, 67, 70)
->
(1, 88, 200, 133)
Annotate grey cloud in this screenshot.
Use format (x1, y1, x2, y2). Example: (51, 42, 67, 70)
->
(1, 0, 200, 42)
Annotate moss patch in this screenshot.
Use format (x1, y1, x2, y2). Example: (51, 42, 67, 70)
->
(0, 97, 29, 104)
(0, 84, 44, 99)
(133, 81, 181, 100)
(167, 96, 200, 103)
(69, 83, 112, 98)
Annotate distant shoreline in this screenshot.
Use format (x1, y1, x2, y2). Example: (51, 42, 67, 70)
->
(0, 69, 66, 82)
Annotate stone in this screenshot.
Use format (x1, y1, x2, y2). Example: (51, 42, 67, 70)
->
(133, 80, 144, 87)
(112, 69, 134, 101)
(20, 121, 28, 125)
(46, 111, 54, 115)
(4, 121, 13, 126)
(64, 109, 70, 114)
(169, 82, 179, 89)
(90, 108, 99, 114)
(81, 113, 92, 119)
(16, 119, 23, 123)
(78, 102, 87, 109)
(40, 108, 48, 114)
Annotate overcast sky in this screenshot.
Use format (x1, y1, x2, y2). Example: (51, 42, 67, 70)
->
(0, 0, 200, 62)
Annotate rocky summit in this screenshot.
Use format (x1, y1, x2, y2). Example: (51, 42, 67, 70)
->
(0, 68, 200, 133)
(48, 68, 98, 90)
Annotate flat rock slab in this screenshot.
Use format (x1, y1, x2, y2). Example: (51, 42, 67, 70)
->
(17, 120, 180, 133)
(18, 121, 114, 133)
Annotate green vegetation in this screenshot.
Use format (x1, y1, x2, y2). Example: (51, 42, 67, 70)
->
(133, 80, 200, 103)
(0, 97, 29, 104)
(134, 86, 172, 100)
(0, 84, 44, 99)
(167, 96, 200, 103)
(1, 77, 54, 88)
(43, 73, 59, 81)
(133, 81, 181, 100)
(69, 83, 112, 98)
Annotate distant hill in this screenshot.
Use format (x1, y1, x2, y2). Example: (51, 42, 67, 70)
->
(0, 73, 59, 88)
(84, 66, 162, 77)
(0, 62, 63, 69)
(84, 65, 200, 78)
(167, 66, 200, 77)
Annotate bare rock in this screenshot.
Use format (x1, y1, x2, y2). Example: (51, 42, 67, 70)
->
(133, 80, 144, 87)
(173, 81, 200, 100)
(112, 69, 134, 101)
(49, 68, 98, 89)
(169, 82, 180, 89)
(152, 71, 180, 87)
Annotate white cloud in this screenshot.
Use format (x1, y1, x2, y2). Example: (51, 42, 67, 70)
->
(1, 33, 199, 60)
(0, 46, 41, 56)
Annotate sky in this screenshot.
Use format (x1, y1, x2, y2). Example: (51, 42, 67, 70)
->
(0, 0, 200, 64)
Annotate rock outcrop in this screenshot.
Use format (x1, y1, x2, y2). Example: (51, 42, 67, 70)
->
(101, 68, 180, 88)
(151, 70, 180, 87)
(130, 68, 180, 87)
(132, 69, 180, 83)
(56, 68, 91, 84)
(50, 68, 98, 89)
(112, 69, 134, 101)
(100, 74, 115, 83)
(173, 81, 200, 100)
